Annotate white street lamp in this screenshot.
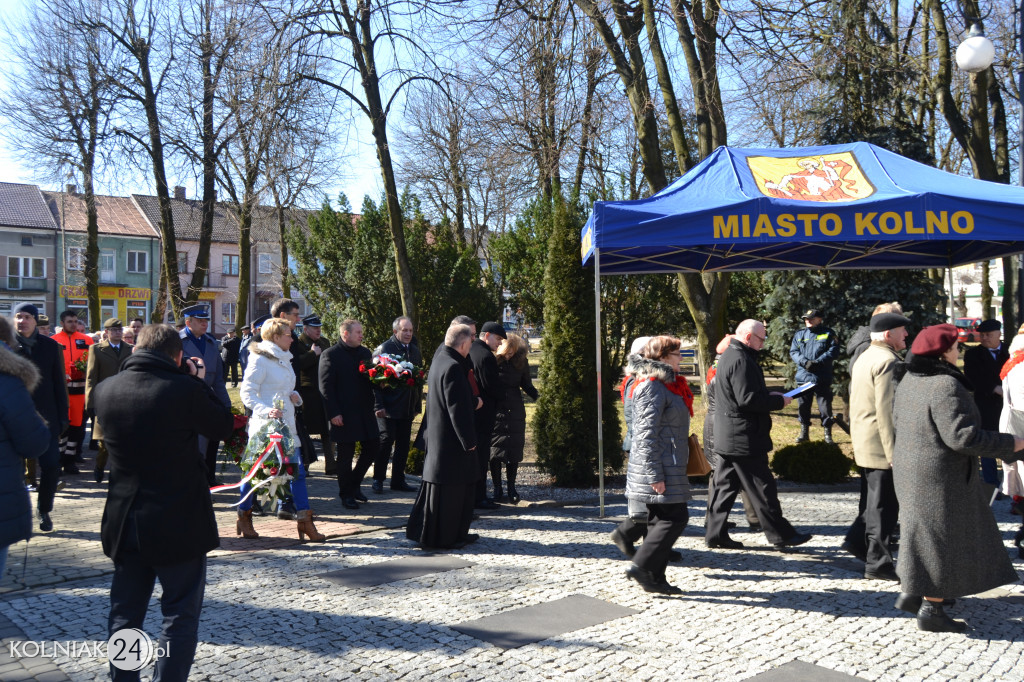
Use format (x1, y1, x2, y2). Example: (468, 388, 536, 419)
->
(956, 22, 996, 73)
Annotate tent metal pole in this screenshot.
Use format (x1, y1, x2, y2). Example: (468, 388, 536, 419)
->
(595, 247, 604, 518)
(949, 264, 955, 323)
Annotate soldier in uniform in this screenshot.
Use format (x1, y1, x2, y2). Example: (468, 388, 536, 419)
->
(85, 318, 131, 483)
(53, 310, 94, 474)
(179, 304, 231, 487)
(298, 315, 334, 474)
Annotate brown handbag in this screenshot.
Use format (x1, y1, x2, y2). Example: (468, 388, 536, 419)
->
(687, 433, 712, 476)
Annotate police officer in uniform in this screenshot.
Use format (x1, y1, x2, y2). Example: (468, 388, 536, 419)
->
(789, 308, 841, 443)
(179, 304, 231, 486)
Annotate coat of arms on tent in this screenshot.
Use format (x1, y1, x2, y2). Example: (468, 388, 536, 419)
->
(748, 152, 876, 202)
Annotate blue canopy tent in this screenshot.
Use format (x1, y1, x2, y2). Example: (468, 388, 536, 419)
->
(581, 142, 1024, 513)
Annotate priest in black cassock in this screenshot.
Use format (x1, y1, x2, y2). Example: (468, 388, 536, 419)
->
(406, 324, 480, 549)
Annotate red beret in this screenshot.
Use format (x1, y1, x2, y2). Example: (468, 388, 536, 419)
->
(910, 323, 958, 357)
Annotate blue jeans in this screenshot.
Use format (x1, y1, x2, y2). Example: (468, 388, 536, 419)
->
(108, 516, 206, 682)
(237, 447, 307, 511)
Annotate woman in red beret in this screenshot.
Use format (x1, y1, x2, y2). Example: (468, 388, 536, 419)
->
(892, 324, 1024, 633)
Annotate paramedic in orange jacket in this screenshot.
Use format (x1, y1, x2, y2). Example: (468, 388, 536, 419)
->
(52, 310, 93, 474)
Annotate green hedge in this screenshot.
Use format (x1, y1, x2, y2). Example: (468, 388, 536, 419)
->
(770, 441, 855, 484)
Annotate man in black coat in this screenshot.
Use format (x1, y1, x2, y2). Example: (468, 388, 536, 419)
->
(96, 324, 232, 682)
(319, 319, 382, 509)
(963, 318, 1010, 487)
(372, 315, 422, 494)
(219, 328, 241, 386)
(406, 324, 479, 549)
(706, 319, 813, 551)
(469, 321, 506, 509)
(12, 303, 68, 533)
(298, 314, 333, 474)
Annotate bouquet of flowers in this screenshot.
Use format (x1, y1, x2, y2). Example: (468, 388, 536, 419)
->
(70, 349, 88, 380)
(359, 353, 426, 391)
(222, 413, 250, 468)
(232, 400, 296, 504)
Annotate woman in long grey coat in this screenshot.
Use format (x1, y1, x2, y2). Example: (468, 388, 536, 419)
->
(623, 335, 693, 595)
(892, 324, 1024, 632)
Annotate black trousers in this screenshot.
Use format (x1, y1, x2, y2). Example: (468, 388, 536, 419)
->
(843, 467, 899, 572)
(633, 503, 689, 579)
(225, 361, 239, 385)
(474, 422, 494, 502)
(375, 416, 412, 485)
(706, 449, 760, 527)
(203, 438, 221, 485)
(335, 439, 378, 497)
(706, 453, 796, 545)
(797, 383, 834, 427)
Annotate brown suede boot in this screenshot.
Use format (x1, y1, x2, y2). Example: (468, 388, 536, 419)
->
(236, 509, 259, 539)
(297, 509, 326, 543)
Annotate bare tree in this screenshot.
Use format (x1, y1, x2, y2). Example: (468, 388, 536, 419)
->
(1, 1, 120, 327)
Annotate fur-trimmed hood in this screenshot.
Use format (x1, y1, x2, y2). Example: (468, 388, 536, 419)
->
(629, 355, 676, 383)
(250, 340, 293, 363)
(0, 345, 40, 392)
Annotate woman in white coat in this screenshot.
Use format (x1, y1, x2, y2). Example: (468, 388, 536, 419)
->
(237, 318, 324, 542)
(999, 332, 1024, 556)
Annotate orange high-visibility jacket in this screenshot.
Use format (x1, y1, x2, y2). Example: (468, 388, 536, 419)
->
(53, 330, 94, 427)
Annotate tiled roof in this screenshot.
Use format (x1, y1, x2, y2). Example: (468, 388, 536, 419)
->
(131, 194, 239, 243)
(42, 192, 159, 238)
(0, 182, 58, 230)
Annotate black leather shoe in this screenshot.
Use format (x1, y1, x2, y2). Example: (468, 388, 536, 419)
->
(353, 489, 368, 503)
(705, 537, 744, 550)
(668, 550, 683, 562)
(651, 578, 683, 595)
(371, 480, 384, 494)
(725, 521, 737, 530)
(453, 533, 479, 549)
(475, 499, 498, 510)
(390, 481, 417, 492)
(865, 566, 900, 582)
(508, 489, 521, 505)
(38, 511, 53, 532)
(63, 464, 81, 475)
(773, 533, 812, 550)
(94, 468, 104, 484)
(625, 565, 680, 594)
(251, 500, 265, 516)
(917, 600, 967, 633)
(342, 497, 360, 510)
(610, 528, 636, 558)
(277, 500, 297, 520)
(1014, 526, 1024, 559)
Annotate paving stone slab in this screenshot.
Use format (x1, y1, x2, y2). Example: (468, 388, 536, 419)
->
(451, 594, 638, 649)
(319, 555, 475, 588)
(743, 660, 867, 681)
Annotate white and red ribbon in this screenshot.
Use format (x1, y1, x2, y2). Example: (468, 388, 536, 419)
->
(210, 433, 292, 506)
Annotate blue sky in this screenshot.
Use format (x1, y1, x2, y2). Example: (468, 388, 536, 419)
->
(0, 0, 383, 207)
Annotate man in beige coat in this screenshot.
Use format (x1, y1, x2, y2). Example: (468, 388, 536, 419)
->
(843, 312, 911, 581)
(85, 318, 130, 483)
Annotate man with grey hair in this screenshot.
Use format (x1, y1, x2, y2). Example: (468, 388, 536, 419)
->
(371, 315, 422, 493)
(407, 324, 479, 549)
(843, 312, 910, 581)
(706, 319, 813, 551)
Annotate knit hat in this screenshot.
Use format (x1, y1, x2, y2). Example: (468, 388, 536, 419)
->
(12, 302, 39, 321)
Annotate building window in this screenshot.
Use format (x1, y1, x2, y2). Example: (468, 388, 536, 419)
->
(21, 236, 33, 246)
(222, 302, 236, 325)
(178, 251, 189, 274)
(100, 249, 116, 283)
(100, 299, 117, 324)
(258, 253, 272, 275)
(7, 256, 46, 290)
(127, 250, 148, 273)
(126, 300, 148, 322)
(222, 254, 239, 276)
(67, 246, 85, 271)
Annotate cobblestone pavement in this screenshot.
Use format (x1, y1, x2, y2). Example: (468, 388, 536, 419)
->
(2, 453, 1024, 681)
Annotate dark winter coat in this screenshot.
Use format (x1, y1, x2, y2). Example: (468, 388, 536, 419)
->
(892, 355, 1020, 597)
(84, 339, 130, 441)
(489, 349, 538, 464)
(846, 325, 871, 373)
(790, 323, 841, 385)
(220, 335, 242, 364)
(297, 331, 330, 435)
(621, 354, 643, 452)
(15, 331, 69, 435)
(0, 347, 49, 549)
(713, 338, 785, 458)
(373, 335, 424, 420)
(422, 344, 478, 485)
(963, 343, 1010, 431)
(702, 353, 725, 469)
(319, 341, 379, 443)
(96, 350, 233, 565)
(624, 357, 691, 505)
(469, 339, 502, 440)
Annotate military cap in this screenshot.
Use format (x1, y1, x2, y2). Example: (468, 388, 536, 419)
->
(481, 321, 507, 339)
(182, 304, 210, 319)
(103, 318, 124, 329)
(251, 314, 271, 331)
(977, 319, 1001, 333)
(37, 314, 50, 325)
(302, 314, 322, 327)
(869, 313, 912, 332)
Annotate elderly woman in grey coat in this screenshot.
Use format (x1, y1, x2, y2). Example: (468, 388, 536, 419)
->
(623, 335, 693, 595)
(892, 324, 1024, 632)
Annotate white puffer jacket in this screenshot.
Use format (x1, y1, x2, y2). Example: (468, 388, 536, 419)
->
(240, 340, 302, 439)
